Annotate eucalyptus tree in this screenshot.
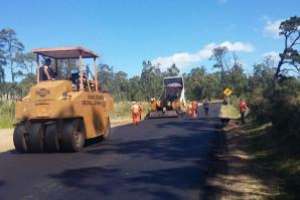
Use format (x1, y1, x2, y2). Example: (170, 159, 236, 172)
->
(210, 46, 228, 88)
(275, 16, 300, 79)
(0, 28, 24, 83)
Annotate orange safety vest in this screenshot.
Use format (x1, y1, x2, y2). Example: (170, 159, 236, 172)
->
(132, 104, 140, 114)
(239, 101, 247, 113)
(131, 104, 142, 124)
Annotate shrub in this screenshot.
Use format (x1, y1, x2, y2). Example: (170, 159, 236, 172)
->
(0, 101, 15, 128)
(250, 78, 300, 142)
(270, 78, 300, 141)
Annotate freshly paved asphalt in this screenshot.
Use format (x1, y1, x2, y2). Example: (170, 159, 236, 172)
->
(0, 104, 222, 200)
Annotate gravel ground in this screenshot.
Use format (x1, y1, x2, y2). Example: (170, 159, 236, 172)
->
(0, 129, 13, 153)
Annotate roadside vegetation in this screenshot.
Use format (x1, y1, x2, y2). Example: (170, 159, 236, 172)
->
(110, 101, 150, 124)
(218, 16, 300, 199)
(243, 121, 300, 199)
(0, 101, 15, 128)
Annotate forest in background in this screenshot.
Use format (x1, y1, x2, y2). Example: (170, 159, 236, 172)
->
(0, 16, 299, 133)
(0, 28, 281, 102)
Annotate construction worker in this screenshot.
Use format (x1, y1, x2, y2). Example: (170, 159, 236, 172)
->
(150, 98, 157, 112)
(131, 101, 142, 125)
(39, 58, 56, 81)
(187, 103, 193, 117)
(203, 99, 210, 117)
(239, 99, 248, 124)
(191, 101, 198, 118)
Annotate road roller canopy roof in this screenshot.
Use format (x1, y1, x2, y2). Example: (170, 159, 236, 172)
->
(32, 46, 98, 59)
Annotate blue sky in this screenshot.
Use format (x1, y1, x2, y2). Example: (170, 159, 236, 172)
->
(1, 0, 299, 77)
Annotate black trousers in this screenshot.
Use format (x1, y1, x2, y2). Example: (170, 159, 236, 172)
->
(241, 112, 245, 124)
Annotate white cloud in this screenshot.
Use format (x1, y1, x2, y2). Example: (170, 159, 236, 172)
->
(152, 41, 254, 70)
(263, 19, 282, 39)
(263, 51, 279, 58)
(262, 51, 280, 65)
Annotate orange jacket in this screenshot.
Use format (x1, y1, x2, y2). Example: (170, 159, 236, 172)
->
(239, 101, 247, 112)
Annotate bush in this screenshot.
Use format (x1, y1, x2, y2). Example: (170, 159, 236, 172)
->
(248, 87, 273, 123)
(270, 79, 300, 141)
(0, 101, 15, 128)
(250, 78, 300, 142)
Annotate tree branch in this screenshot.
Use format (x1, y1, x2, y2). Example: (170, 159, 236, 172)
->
(288, 32, 300, 48)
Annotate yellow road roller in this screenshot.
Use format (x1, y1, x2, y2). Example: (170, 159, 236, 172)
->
(13, 46, 114, 153)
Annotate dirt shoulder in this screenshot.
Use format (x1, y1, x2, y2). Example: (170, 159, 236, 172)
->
(0, 129, 13, 153)
(205, 120, 278, 199)
(0, 120, 131, 153)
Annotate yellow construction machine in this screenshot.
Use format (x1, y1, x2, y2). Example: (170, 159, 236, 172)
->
(13, 46, 114, 153)
(148, 76, 186, 119)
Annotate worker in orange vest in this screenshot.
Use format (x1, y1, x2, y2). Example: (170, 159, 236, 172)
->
(131, 101, 142, 125)
(187, 103, 192, 117)
(239, 99, 248, 124)
(191, 101, 198, 118)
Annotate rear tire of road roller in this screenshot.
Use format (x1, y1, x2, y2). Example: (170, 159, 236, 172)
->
(102, 117, 111, 139)
(44, 123, 60, 152)
(61, 119, 85, 152)
(28, 123, 44, 153)
(13, 124, 28, 153)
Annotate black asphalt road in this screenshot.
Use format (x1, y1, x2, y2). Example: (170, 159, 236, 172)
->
(0, 104, 222, 200)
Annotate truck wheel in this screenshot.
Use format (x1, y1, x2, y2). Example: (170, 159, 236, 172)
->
(13, 124, 28, 153)
(103, 118, 111, 139)
(28, 123, 44, 153)
(61, 119, 85, 152)
(44, 123, 60, 152)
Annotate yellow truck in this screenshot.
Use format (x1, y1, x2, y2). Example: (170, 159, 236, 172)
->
(13, 46, 114, 153)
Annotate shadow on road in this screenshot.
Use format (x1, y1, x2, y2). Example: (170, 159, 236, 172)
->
(49, 167, 120, 195)
(0, 180, 4, 187)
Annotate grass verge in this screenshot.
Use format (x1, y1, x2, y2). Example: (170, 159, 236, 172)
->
(205, 120, 276, 199)
(110, 101, 149, 124)
(243, 121, 300, 199)
(219, 104, 240, 119)
(0, 101, 15, 129)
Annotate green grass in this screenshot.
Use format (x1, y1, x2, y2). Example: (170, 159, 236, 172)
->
(0, 101, 15, 128)
(110, 101, 150, 123)
(219, 104, 240, 119)
(241, 121, 300, 199)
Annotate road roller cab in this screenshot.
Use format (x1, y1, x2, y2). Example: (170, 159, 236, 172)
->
(13, 46, 114, 153)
